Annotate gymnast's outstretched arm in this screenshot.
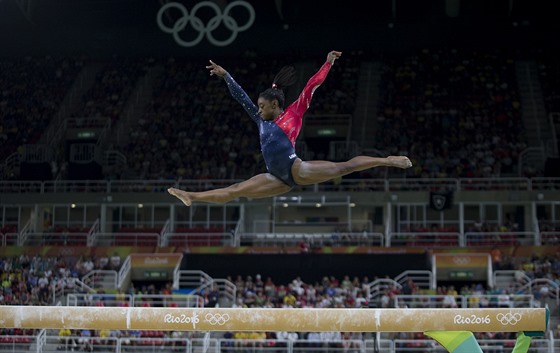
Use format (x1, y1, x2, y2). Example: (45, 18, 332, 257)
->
(206, 60, 260, 122)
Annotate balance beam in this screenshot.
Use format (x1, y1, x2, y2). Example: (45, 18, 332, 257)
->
(0, 306, 547, 333)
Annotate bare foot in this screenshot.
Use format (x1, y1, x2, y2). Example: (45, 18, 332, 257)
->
(168, 187, 192, 206)
(387, 156, 412, 169)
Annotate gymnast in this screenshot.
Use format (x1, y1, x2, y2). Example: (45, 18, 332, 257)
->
(168, 50, 412, 206)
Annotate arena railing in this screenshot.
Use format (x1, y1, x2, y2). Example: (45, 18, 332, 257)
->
(387, 232, 461, 247)
(392, 294, 461, 309)
(0, 335, 36, 352)
(173, 270, 214, 296)
(131, 294, 202, 308)
(540, 231, 560, 245)
(163, 232, 234, 247)
(241, 231, 384, 247)
(21, 232, 88, 246)
(1, 336, 555, 353)
(5, 229, 555, 248)
(82, 270, 118, 291)
(393, 294, 535, 309)
(393, 270, 433, 291)
(3, 233, 18, 246)
(388, 231, 538, 248)
(67, 293, 133, 307)
(464, 231, 537, 246)
(2, 177, 560, 194)
(493, 270, 532, 292)
(392, 339, 552, 353)
(92, 232, 160, 247)
(212, 277, 237, 306)
(529, 278, 560, 307)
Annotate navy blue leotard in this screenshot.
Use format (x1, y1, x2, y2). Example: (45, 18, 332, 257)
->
(223, 61, 332, 187)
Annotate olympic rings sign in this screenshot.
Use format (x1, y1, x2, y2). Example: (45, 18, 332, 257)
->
(156, 1, 255, 47)
(452, 256, 471, 265)
(496, 312, 522, 325)
(205, 313, 230, 325)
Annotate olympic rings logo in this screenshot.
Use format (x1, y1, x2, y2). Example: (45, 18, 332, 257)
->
(452, 256, 471, 265)
(496, 312, 522, 325)
(156, 1, 255, 47)
(205, 313, 230, 325)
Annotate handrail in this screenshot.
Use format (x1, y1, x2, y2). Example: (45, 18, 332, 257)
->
(525, 278, 560, 307)
(160, 219, 171, 247)
(132, 293, 200, 308)
(81, 270, 118, 290)
(2, 177, 560, 194)
(18, 215, 36, 246)
(87, 218, 100, 247)
(117, 256, 131, 291)
(393, 270, 433, 290)
(35, 329, 46, 353)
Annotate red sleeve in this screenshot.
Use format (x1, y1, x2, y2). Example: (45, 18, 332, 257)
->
(274, 61, 333, 146)
(290, 61, 332, 117)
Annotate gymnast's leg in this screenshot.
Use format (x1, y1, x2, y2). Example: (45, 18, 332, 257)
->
(168, 173, 292, 206)
(292, 155, 412, 185)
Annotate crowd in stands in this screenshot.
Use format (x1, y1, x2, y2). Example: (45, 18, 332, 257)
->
(305, 50, 362, 117)
(1, 251, 560, 347)
(120, 49, 359, 181)
(537, 50, 560, 114)
(121, 56, 263, 181)
(4, 47, 560, 182)
(100, 48, 530, 180)
(536, 49, 560, 157)
(374, 48, 527, 179)
(1, 245, 559, 310)
(0, 56, 83, 161)
(69, 56, 153, 125)
(0, 253, 122, 306)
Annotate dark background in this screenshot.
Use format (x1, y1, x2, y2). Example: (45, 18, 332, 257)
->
(181, 253, 430, 284)
(1, 0, 558, 59)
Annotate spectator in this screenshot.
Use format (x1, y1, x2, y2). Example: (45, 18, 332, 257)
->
(57, 328, 77, 351)
(206, 285, 220, 307)
(110, 252, 121, 270)
(78, 329, 93, 352)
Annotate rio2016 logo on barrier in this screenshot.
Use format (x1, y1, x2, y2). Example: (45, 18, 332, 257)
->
(156, 0, 255, 47)
(163, 313, 200, 329)
(453, 314, 491, 325)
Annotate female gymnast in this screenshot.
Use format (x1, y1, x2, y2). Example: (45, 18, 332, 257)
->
(168, 50, 411, 206)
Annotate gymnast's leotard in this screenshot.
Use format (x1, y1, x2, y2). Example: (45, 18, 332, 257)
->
(223, 61, 333, 187)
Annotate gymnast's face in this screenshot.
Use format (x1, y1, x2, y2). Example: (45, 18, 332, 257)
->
(257, 97, 279, 121)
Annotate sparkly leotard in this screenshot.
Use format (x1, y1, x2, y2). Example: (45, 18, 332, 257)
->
(223, 61, 332, 187)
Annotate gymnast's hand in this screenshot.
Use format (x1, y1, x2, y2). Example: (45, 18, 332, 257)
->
(327, 50, 342, 65)
(206, 60, 227, 77)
